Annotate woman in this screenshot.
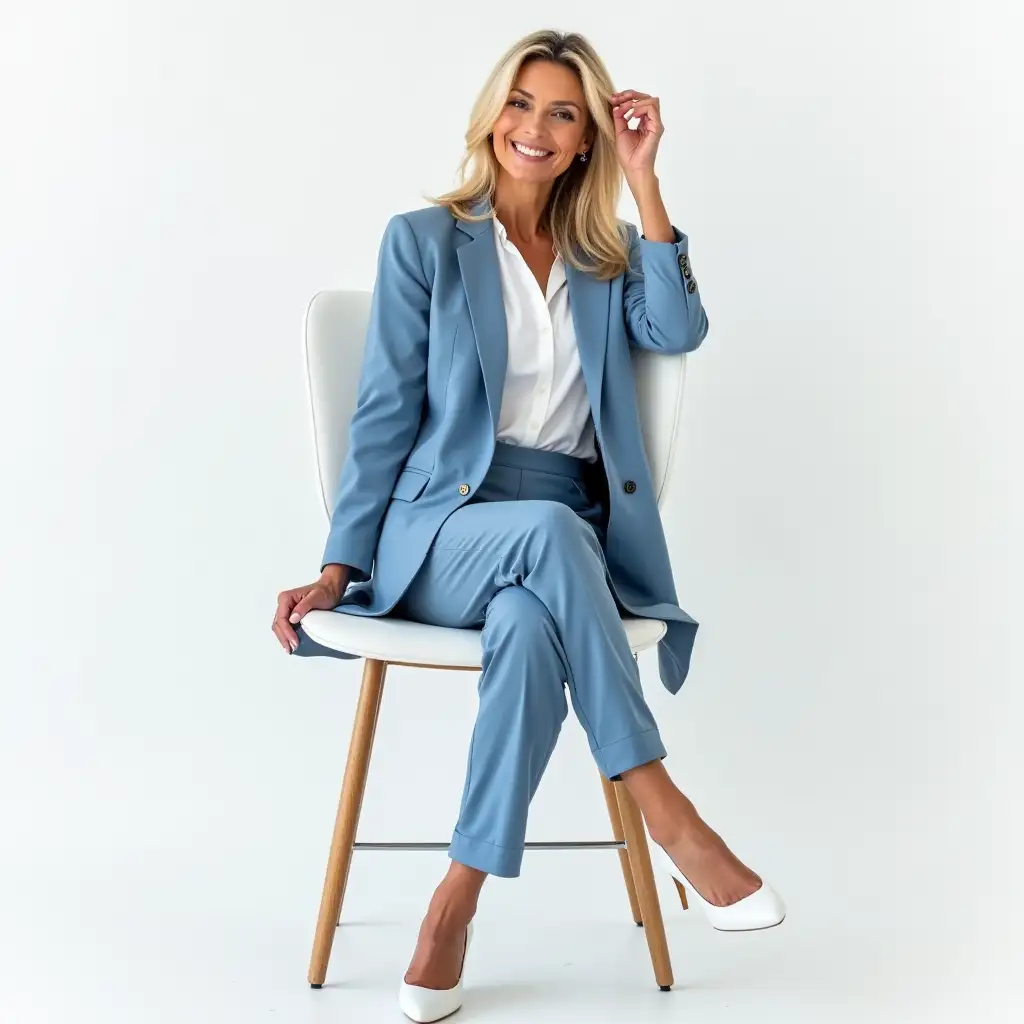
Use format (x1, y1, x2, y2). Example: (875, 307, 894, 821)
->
(273, 29, 784, 1023)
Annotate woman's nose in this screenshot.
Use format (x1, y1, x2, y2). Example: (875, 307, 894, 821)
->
(524, 110, 547, 134)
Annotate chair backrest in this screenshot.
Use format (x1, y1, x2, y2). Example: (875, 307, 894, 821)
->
(304, 289, 688, 517)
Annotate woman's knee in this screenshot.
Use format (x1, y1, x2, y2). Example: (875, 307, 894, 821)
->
(484, 584, 558, 649)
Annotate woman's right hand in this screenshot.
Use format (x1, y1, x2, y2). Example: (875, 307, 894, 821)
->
(272, 564, 350, 653)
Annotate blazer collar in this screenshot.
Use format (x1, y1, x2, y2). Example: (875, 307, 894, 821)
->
(455, 196, 610, 436)
(454, 196, 495, 237)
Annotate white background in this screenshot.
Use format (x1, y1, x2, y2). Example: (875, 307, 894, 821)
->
(2, 2, 1021, 1021)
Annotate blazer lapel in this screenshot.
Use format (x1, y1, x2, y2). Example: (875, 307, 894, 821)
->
(456, 204, 507, 436)
(456, 198, 611, 436)
(565, 260, 609, 434)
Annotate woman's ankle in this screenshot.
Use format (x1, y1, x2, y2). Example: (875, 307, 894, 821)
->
(648, 804, 720, 854)
(429, 865, 485, 922)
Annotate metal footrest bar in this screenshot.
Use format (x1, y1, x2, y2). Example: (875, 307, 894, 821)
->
(353, 840, 627, 851)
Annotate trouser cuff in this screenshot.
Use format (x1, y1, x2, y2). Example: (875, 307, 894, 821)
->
(594, 726, 667, 781)
(449, 829, 523, 878)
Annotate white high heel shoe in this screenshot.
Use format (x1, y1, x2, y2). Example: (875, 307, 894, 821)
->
(654, 843, 786, 931)
(398, 920, 474, 1023)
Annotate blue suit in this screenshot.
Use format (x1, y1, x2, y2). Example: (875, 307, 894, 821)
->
(297, 200, 709, 690)
(293, 199, 709, 876)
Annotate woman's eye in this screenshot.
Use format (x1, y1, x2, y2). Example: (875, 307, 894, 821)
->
(508, 98, 574, 120)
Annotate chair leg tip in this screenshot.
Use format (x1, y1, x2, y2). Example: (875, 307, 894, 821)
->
(635, 920, 644, 927)
(310, 983, 322, 989)
(660, 985, 672, 992)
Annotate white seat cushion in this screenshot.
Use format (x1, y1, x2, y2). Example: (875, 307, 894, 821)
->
(300, 609, 668, 668)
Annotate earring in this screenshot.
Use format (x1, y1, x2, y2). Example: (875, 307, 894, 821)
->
(580, 151, 588, 163)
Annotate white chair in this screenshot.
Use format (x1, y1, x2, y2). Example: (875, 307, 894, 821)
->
(300, 289, 692, 991)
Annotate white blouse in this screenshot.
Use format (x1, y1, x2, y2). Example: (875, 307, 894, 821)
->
(491, 216, 597, 462)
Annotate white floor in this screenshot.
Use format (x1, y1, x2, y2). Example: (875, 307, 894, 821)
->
(1, 842, 1010, 1024)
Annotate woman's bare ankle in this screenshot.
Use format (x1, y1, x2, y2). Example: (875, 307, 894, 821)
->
(643, 793, 712, 851)
(429, 862, 485, 924)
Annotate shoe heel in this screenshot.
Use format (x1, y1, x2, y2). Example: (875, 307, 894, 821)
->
(671, 876, 689, 910)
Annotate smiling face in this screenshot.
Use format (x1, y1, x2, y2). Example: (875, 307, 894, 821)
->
(491, 58, 592, 184)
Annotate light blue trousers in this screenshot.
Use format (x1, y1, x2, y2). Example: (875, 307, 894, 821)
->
(392, 442, 666, 878)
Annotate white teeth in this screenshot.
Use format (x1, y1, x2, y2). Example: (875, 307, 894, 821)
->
(512, 141, 551, 158)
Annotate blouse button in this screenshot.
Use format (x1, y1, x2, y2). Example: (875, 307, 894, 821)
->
(623, 480, 637, 494)
(458, 484, 470, 496)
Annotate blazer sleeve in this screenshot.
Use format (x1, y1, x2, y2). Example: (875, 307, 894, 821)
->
(320, 213, 430, 579)
(622, 221, 709, 353)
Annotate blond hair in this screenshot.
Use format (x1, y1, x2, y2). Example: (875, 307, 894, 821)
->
(428, 30, 629, 280)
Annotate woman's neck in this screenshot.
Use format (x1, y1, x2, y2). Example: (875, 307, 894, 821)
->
(492, 177, 553, 243)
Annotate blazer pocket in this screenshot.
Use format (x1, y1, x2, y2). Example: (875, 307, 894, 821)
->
(390, 466, 430, 502)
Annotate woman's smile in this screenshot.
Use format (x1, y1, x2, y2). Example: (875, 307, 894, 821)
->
(509, 139, 554, 162)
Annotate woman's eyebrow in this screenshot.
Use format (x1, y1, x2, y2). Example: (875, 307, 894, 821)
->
(510, 87, 582, 111)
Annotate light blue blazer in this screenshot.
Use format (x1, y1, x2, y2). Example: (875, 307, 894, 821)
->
(315, 198, 709, 694)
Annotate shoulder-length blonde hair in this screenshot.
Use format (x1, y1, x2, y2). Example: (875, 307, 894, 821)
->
(428, 30, 629, 280)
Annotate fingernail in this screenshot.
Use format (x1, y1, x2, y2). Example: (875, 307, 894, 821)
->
(289, 613, 299, 624)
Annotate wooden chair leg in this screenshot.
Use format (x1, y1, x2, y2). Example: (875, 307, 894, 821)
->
(335, 666, 386, 928)
(307, 658, 387, 987)
(614, 781, 674, 990)
(599, 773, 643, 925)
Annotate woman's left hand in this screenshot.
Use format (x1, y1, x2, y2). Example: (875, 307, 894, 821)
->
(610, 90, 664, 183)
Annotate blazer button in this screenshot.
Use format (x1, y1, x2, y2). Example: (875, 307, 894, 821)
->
(677, 254, 688, 270)
(458, 483, 470, 496)
(687, 280, 697, 293)
(623, 480, 637, 494)
(683, 266, 692, 279)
